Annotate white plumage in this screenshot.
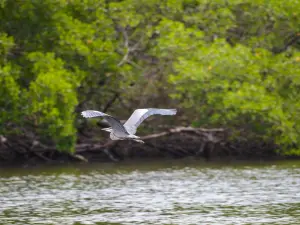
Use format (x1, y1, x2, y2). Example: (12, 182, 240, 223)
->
(81, 108, 177, 143)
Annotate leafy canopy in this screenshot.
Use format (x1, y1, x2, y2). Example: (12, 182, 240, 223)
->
(1, 0, 300, 154)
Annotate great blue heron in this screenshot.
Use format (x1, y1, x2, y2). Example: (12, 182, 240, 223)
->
(81, 108, 177, 143)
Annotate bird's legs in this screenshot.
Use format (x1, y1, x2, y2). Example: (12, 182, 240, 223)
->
(133, 139, 144, 144)
(127, 134, 144, 144)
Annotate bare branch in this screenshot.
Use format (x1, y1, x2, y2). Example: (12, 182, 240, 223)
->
(117, 28, 144, 67)
(141, 127, 224, 141)
(74, 126, 225, 153)
(102, 92, 120, 113)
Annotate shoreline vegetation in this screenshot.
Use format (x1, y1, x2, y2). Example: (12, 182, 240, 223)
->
(1, 1, 300, 166)
(0, 126, 282, 166)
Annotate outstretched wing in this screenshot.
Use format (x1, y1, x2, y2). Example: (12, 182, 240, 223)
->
(81, 110, 107, 118)
(123, 108, 177, 134)
(81, 110, 129, 134)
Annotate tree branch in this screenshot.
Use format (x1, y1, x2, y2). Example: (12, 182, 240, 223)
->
(117, 28, 143, 67)
(141, 127, 224, 141)
(75, 127, 225, 153)
(102, 92, 120, 113)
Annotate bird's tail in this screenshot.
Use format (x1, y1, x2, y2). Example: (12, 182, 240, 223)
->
(128, 134, 140, 139)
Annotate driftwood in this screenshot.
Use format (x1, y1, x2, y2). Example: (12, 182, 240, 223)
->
(0, 126, 279, 165)
(74, 126, 227, 162)
(141, 127, 224, 141)
(76, 127, 225, 152)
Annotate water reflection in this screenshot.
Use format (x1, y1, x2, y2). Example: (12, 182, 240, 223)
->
(0, 160, 300, 224)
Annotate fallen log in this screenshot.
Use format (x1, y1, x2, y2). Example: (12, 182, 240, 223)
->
(0, 126, 280, 165)
(75, 126, 225, 152)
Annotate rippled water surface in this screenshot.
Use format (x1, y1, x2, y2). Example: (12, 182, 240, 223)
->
(1, 159, 300, 225)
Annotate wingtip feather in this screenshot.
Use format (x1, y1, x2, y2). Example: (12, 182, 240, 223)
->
(81, 110, 105, 118)
(170, 109, 177, 115)
(164, 109, 177, 115)
(81, 111, 89, 118)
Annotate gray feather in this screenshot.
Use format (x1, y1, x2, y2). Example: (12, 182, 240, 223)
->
(81, 110, 129, 134)
(123, 108, 177, 134)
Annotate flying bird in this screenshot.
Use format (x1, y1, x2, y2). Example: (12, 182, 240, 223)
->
(81, 108, 177, 143)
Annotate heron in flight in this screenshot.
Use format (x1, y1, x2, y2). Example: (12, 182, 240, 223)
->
(81, 108, 177, 143)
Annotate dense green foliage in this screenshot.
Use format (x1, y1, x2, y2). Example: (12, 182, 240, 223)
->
(0, 0, 300, 154)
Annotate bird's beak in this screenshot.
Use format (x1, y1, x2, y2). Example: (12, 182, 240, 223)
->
(101, 128, 112, 132)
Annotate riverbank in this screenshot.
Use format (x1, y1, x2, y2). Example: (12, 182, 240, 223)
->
(0, 126, 287, 167)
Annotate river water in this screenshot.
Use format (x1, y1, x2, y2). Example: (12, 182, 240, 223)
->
(0, 159, 300, 225)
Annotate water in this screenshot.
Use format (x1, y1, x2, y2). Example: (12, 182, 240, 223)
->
(1, 159, 300, 225)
